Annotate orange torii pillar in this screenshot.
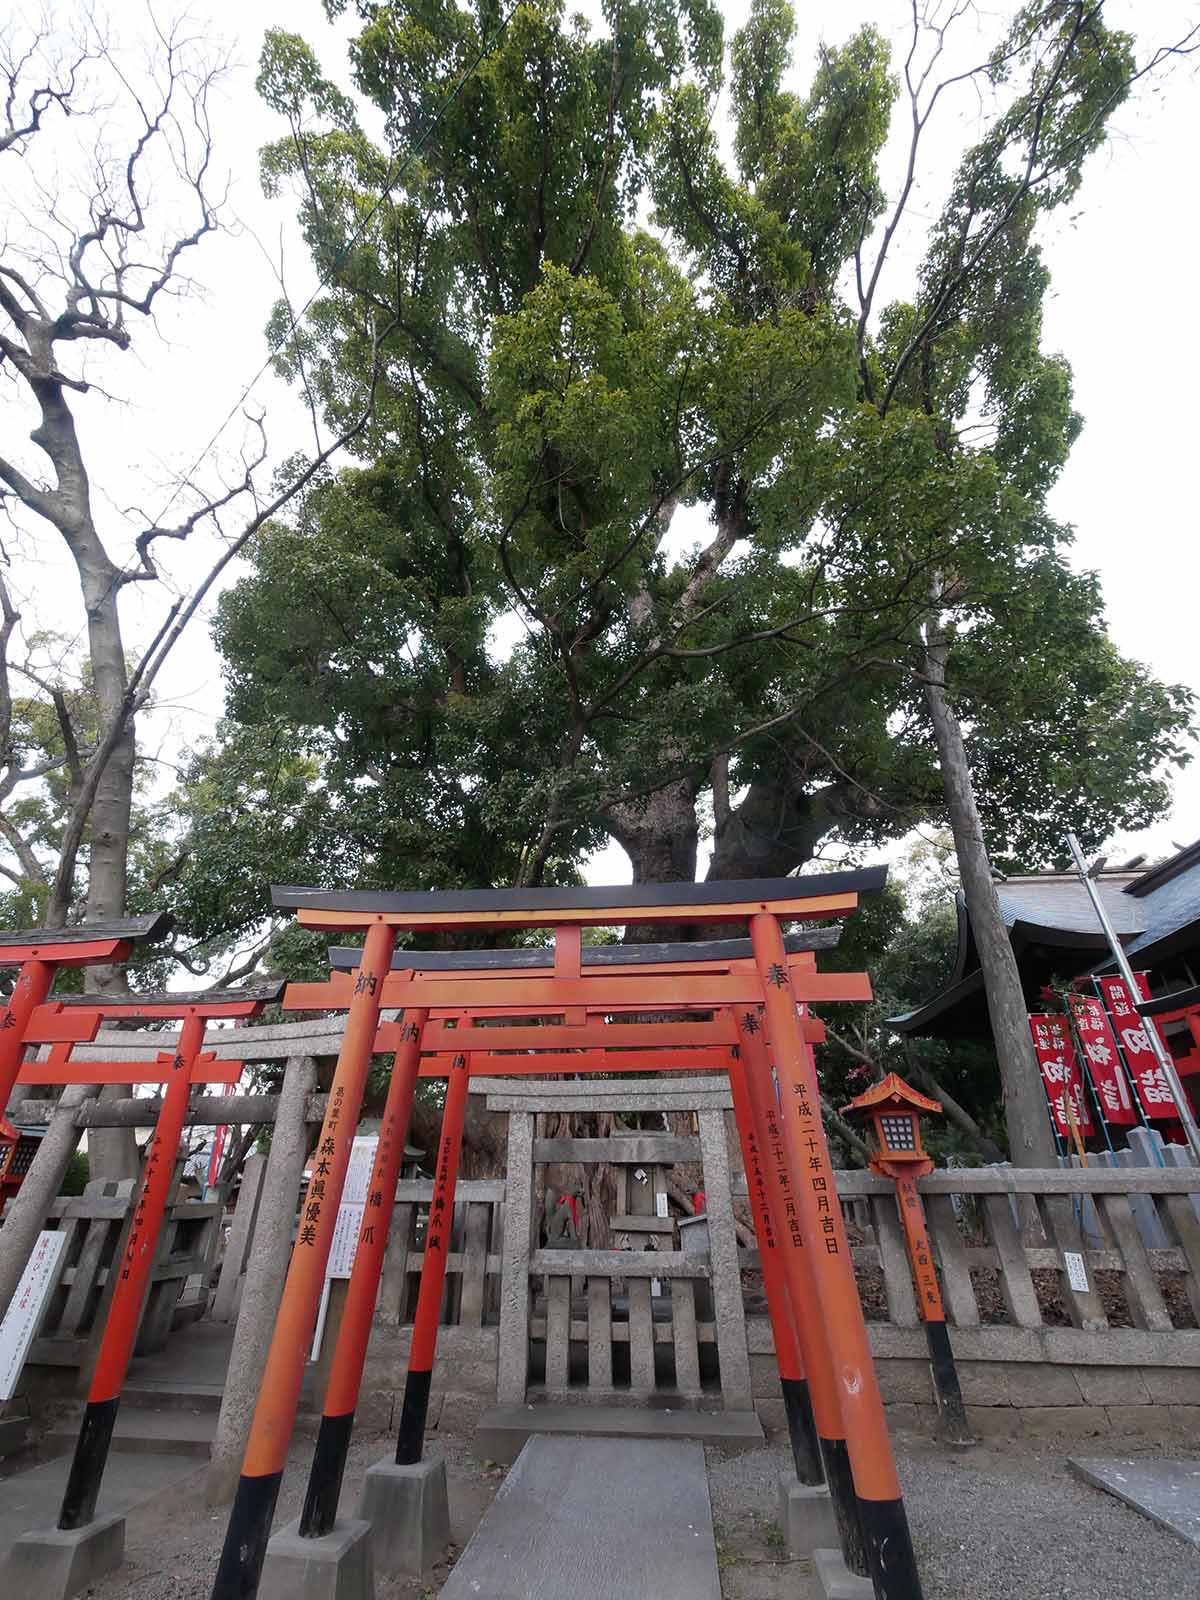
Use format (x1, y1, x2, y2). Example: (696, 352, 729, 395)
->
(211, 924, 398, 1600)
(751, 913, 923, 1600)
(5, 987, 265, 1594)
(293, 1008, 429, 1537)
(727, 1051, 823, 1486)
(734, 1007, 864, 1571)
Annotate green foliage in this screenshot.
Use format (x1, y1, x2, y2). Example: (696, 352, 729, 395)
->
(145, 1, 1193, 972)
(61, 1150, 90, 1196)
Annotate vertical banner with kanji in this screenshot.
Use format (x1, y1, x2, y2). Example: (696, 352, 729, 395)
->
(1066, 994, 1137, 1126)
(1098, 975, 1177, 1120)
(1028, 1014, 1094, 1138)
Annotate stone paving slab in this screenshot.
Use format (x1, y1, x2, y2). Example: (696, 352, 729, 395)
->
(441, 1434, 721, 1600)
(473, 1402, 762, 1463)
(0, 1449, 199, 1559)
(1068, 1456, 1200, 1549)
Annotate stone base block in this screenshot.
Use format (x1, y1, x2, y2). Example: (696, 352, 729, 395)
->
(258, 1517, 373, 1600)
(1, 1511, 125, 1599)
(813, 1547, 873, 1600)
(356, 1455, 449, 1576)
(778, 1474, 839, 1557)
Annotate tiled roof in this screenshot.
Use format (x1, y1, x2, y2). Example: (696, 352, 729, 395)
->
(994, 877, 1145, 939)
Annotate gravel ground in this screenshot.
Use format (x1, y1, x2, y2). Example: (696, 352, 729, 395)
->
(84, 1428, 506, 1600)
(707, 1434, 1199, 1600)
(68, 1420, 1200, 1599)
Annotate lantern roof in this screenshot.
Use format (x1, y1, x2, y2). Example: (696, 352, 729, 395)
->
(842, 1072, 941, 1120)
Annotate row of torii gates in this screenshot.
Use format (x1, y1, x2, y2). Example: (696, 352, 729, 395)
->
(0, 871, 927, 1600)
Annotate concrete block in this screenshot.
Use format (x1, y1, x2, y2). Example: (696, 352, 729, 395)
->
(754, 1398, 786, 1439)
(1076, 1368, 1150, 1407)
(1006, 1364, 1083, 1407)
(882, 1403, 936, 1435)
(1143, 1368, 1200, 1405)
(956, 1364, 1008, 1407)
(1103, 1405, 1178, 1438)
(0, 1415, 29, 1457)
(812, 1547, 873, 1600)
(876, 1359, 934, 1404)
(1019, 1405, 1108, 1441)
(964, 1405, 1020, 1440)
(2, 1511, 125, 1599)
(258, 1518, 373, 1600)
(356, 1455, 449, 1576)
(778, 1475, 839, 1557)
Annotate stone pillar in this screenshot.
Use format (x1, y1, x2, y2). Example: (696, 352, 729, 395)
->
(205, 1055, 317, 1506)
(0, 1083, 97, 1321)
(211, 1153, 267, 1324)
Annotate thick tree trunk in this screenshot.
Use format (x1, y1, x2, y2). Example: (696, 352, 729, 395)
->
(923, 616, 1057, 1167)
(77, 556, 140, 1178)
(603, 773, 700, 941)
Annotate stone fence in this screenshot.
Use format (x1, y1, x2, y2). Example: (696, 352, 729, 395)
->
(8, 1021, 1200, 1446)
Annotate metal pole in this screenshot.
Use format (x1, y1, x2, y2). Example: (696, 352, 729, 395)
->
(1065, 832, 1200, 1163)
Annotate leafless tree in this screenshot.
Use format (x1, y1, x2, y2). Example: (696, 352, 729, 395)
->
(0, 11, 392, 1176)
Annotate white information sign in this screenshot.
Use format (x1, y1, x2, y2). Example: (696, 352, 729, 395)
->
(1063, 1250, 1090, 1294)
(311, 1136, 378, 1359)
(0, 1229, 67, 1400)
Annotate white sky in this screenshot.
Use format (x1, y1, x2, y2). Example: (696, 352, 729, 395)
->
(3, 0, 1197, 890)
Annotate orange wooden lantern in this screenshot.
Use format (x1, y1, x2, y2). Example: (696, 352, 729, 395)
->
(844, 1073, 941, 1177)
(844, 1074, 971, 1445)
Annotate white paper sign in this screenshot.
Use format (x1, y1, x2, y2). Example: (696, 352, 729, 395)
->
(310, 1136, 378, 1359)
(0, 1229, 67, 1400)
(1063, 1250, 1090, 1293)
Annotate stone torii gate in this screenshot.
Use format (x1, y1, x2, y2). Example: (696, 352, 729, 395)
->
(207, 872, 923, 1600)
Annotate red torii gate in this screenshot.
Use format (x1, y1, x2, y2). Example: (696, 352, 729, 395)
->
(0, 915, 171, 1143)
(210, 872, 923, 1600)
(11, 984, 282, 1535)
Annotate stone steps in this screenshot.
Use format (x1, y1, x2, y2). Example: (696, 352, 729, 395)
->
(472, 1401, 763, 1464)
(44, 1404, 215, 1460)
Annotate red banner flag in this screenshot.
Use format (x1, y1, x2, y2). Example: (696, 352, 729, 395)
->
(1028, 1014, 1094, 1138)
(1066, 995, 1137, 1126)
(1098, 975, 1178, 1121)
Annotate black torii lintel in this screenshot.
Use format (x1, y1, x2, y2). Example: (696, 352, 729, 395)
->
(0, 912, 174, 966)
(326, 927, 842, 973)
(55, 981, 286, 1014)
(273, 868, 887, 925)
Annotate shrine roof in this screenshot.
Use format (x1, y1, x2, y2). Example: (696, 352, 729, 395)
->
(842, 1071, 941, 1117)
(326, 927, 841, 972)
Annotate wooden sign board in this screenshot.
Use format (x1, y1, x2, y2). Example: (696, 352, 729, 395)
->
(0, 1229, 67, 1400)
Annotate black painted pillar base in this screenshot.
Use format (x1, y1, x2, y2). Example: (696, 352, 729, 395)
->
(298, 1410, 355, 1538)
(925, 1320, 973, 1443)
(781, 1375, 824, 1487)
(819, 1435, 867, 1577)
(58, 1397, 120, 1531)
(394, 1367, 432, 1466)
(859, 1494, 924, 1600)
(210, 1470, 284, 1600)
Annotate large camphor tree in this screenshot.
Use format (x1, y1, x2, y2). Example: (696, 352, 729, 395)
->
(183, 0, 1193, 1164)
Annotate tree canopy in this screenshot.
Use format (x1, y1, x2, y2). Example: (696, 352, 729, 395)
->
(162, 0, 1192, 963)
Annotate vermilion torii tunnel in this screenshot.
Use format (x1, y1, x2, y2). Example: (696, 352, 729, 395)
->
(207, 871, 924, 1600)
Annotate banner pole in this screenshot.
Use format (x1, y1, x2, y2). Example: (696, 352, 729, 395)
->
(1066, 832, 1200, 1164)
